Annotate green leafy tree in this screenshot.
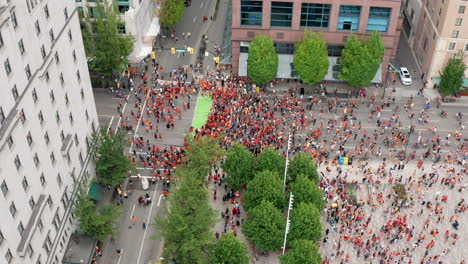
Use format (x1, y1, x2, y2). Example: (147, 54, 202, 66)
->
(280, 240, 322, 264)
(243, 171, 285, 211)
(289, 174, 324, 210)
(74, 183, 122, 242)
(243, 201, 285, 252)
(93, 128, 136, 187)
(247, 34, 278, 85)
(288, 153, 318, 183)
(339, 31, 385, 87)
(223, 143, 255, 190)
(439, 50, 467, 96)
(81, 0, 134, 77)
(255, 147, 285, 177)
(293, 31, 329, 86)
(288, 203, 322, 244)
(184, 136, 225, 178)
(159, 0, 186, 27)
(213, 232, 250, 264)
(154, 172, 216, 263)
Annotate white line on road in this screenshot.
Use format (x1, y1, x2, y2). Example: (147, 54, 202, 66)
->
(117, 249, 123, 264)
(177, 52, 181, 58)
(193, 16, 197, 23)
(115, 98, 129, 132)
(200, 2, 204, 7)
(427, 120, 440, 122)
(158, 194, 165, 206)
(136, 181, 160, 264)
(130, 204, 136, 219)
(107, 116, 115, 132)
(129, 88, 152, 153)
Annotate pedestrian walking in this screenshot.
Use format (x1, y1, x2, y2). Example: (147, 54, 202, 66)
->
(142, 221, 147, 229)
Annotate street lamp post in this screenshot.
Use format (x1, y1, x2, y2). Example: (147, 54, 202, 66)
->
(283, 134, 292, 190)
(282, 192, 294, 255)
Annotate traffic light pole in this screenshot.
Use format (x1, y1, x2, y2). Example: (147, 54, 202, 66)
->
(282, 192, 294, 255)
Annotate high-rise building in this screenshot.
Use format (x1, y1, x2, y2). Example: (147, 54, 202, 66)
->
(403, 0, 468, 88)
(75, 0, 160, 62)
(0, 0, 98, 263)
(231, 0, 403, 83)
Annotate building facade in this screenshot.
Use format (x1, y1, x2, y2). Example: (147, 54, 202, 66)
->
(405, 0, 468, 88)
(231, 0, 403, 83)
(76, 0, 160, 62)
(0, 0, 99, 263)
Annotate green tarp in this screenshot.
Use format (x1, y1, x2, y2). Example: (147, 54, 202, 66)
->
(88, 182, 103, 201)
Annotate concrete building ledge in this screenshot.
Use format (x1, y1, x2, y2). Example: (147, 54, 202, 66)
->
(17, 194, 46, 255)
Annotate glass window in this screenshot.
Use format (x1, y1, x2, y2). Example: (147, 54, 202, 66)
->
(271, 2, 293, 27)
(337, 5, 361, 31)
(452, 30, 459, 38)
(448, 42, 456, 50)
(1, 180, 8, 196)
(240, 1, 263, 26)
(4, 59, 11, 75)
(300, 3, 331, 28)
(11, 11, 17, 28)
(455, 18, 462, 26)
(18, 39, 25, 54)
(10, 202, 16, 217)
(328, 46, 344, 57)
(367, 7, 391, 32)
(459, 6, 466, 14)
(78, 7, 84, 19)
(274, 43, 295, 54)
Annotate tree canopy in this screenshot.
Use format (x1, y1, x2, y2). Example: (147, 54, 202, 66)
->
(288, 153, 318, 183)
(247, 34, 279, 85)
(159, 0, 186, 27)
(255, 147, 285, 178)
(155, 172, 216, 263)
(243, 170, 285, 211)
(288, 203, 322, 244)
(81, 0, 134, 77)
(339, 31, 385, 87)
(243, 201, 285, 252)
(293, 31, 329, 86)
(184, 136, 225, 178)
(289, 174, 324, 210)
(223, 143, 255, 190)
(94, 129, 136, 187)
(439, 50, 467, 96)
(213, 232, 250, 264)
(280, 240, 322, 264)
(74, 183, 121, 242)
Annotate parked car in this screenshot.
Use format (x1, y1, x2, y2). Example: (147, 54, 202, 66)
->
(399, 67, 412, 85)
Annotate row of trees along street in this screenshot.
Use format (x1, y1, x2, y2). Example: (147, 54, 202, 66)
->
(223, 144, 324, 263)
(74, 129, 137, 242)
(247, 31, 385, 89)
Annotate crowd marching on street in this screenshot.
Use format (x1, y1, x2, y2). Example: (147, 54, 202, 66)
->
(111, 59, 467, 263)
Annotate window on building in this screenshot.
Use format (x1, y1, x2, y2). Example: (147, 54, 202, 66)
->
(274, 43, 294, 54)
(14, 155, 21, 169)
(57, 173, 63, 187)
(337, 5, 361, 30)
(45, 71, 50, 82)
(18, 39, 25, 54)
(47, 195, 53, 208)
(12, 85, 19, 101)
(27, 132, 33, 146)
(85, 109, 89, 120)
(68, 30, 73, 41)
(76, 70, 81, 81)
(5, 249, 12, 263)
(0, 107, 4, 124)
(60, 130, 65, 142)
(22, 176, 29, 190)
(465, 43, 468, 51)
(26, 244, 34, 258)
(60, 73, 64, 85)
(240, 1, 262, 26)
(7, 136, 13, 148)
(452, 30, 459, 38)
(44, 235, 52, 254)
(369, 5, 394, 29)
(50, 152, 56, 164)
(9, 202, 16, 217)
(31, 154, 40, 169)
(40, 173, 46, 186)
(0, 32, 3, 47)
(74, 134, 79, 146)
(26, 65, 32, 80)
(80, 88, 85, 99)
(50, 90, 55, 102)
(61, 191, 69, 208)
(37, 218, 43, 231)
(459, 6, 466, 14)
(300, 3, 331, 28)
(55, 51, 60, 64)
(0, 230, 3, 245)
(20, 109, 26, 123)
(449, 42, 456, 50)
(41, 45, 46, 59)
(44, 4, 50, 18)
(52, 211, 61, 231)
(35, 20, 41, 34)
(49, 29, 55, 42)
(270, 2, 293, 27)
(69, 112, 74, 124)
(1, 180, 8, 196)
(64, 93, 69, 105)
(29, 197, 35, 209)
(38, 111, 44, 124)
(18, 222, 24, 235)
(56, 111, 60, 123)
(78, 7, 84, 19)
(44, 132, 50, 144)
(117, 23, 126, 34)
(11, 11, 18, 28)
(64, 8, 68, 20)
(423, 37, 428, 51)
(32, 88, 38, 102)
(79, 152, 84, 165)
(4, 58, 11, 75)
(455, 18, 463, 26)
